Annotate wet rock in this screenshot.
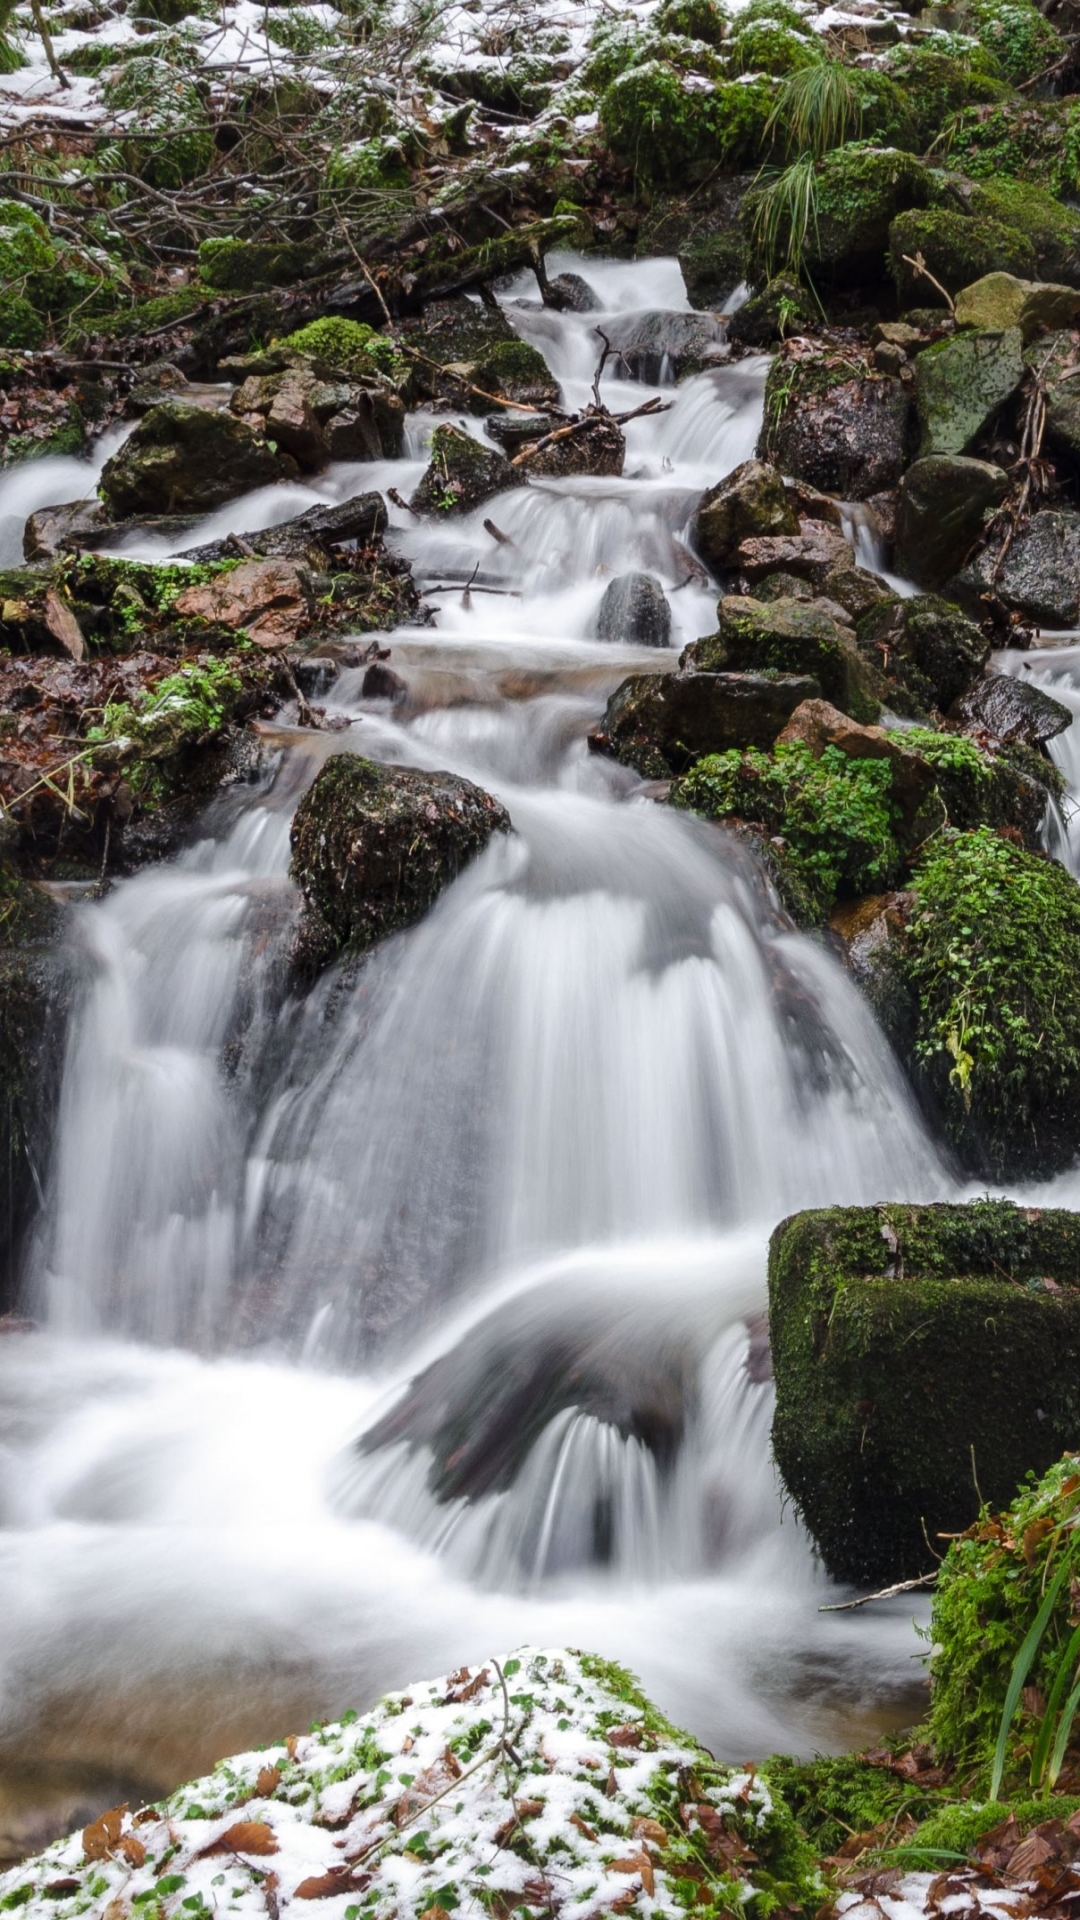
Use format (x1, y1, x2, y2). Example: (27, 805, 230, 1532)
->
(953, 272, 1080, 342)
(590, 669, 821, 778)
(547, 271, 602, 312)
(521, 413, 625, 479)
(361, 660, 407, 702)
(99, 402, 286, 518)
(290, 753, 511, 974)
(914, 327, 1024, 457)
(230, 365, 404, 468)
(726, 275, 810, 348)
(470, 340, 560, 411)
(601, 309, 727, 382)
(172, 560, 314, 648)
(737, 520, 853, 588)
(894, 454, 1009, 590)
(180, 491, 387, 564)
(1026, 330, 1080, 463)
(951, 508, 1080, 627)
(484, 411, 561, 455)
(410, 425, 525, 516)
(951, 671, 1072, 746)
(747, 145, 928, 285)
(595, 572, 671, 648)
(0, 877, 71, 1311)
(816, 561, 896, 623)
(889, 209, 1037, 306)
(769, 1200, 1080, 1583)
(759, 357, 911, 500)
(686, 597, 883, 723)
(692, 459, 798, 574)
(857, 593, 990, 712)
(294, 655, 339, 698)
(23, 499, 108, 563)
(775, 697, 939, 838)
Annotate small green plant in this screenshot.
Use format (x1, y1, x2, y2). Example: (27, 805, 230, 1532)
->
(87, 657, 243, 749)
(749, 153, 819, 277)
(765, 59, 860, 154)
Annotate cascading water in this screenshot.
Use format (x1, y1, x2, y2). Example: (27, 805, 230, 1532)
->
(1, 255, 954, 1857)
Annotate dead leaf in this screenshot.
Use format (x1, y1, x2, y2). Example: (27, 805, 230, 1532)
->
(443, 1667, 489, 1704)
(83, 1805, 128, 1860)
(294, 1867, 372, 1899)
(117, 1837, 146, 1868)
(44, 589, 85, 663)
(632, 1819, 669, 1846)
(607, 1725, 642, 1749)
(255, 1767, 281, 1798)
(202, 1820, 280, 1858)
(610, 1851, 654, 1894)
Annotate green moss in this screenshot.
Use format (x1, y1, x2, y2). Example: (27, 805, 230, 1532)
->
(280, 315, 410, 390)
(101, 58, 213, 187)
(672, 742, 902, 920)
(905, 828, 1080, 1177)
(0, 290, 43, 350)
(764, 1753, 950, 1857)
(960, 175, 1080, 282)
(580, 18, 650, 90)
(889, 207, 1036, 303)
(654, 0, 729, 47)
(198, 238, 307, 292)
(91, 284, 212, 341)
(599, 60, 775, 182)
(888, 727, 1047, 844)
(768, 1200, 1080, 1584)
(263, 7, 333, 51)
(324, 136, 413, 198)
(911, 1794, 1080, 1860)
(747, 143, 929, 276)
(729, 17, 821, 73)
(880, 44, 1008, 146)
(691, 597, 882, 722)
(961, 0, 1061, 83)
(938, 99, 1080, 199)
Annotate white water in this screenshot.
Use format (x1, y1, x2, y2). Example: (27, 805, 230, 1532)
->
(0, 258, 952, 1851)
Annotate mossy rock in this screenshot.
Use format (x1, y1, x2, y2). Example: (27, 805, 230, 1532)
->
(769, 1199, 1080, 1584)
(593, 668, 820, 778)
(913, 325, 1024, 457)
(889, 208, 1036, 306)
(880, 43, 1008, 147)
(470, 338, 559, 410)
(940, 100, 1080, 202)
(599, 61, 775, 183)
(280, 316, 411, 395)
(0, 291, 44, 351)
(785, 144, 929, 281)
(0, 872, 71, 1310)
(654, 0, 728, 47)
(635, 178, 752, 306)
(99, 401, 285, 517)
(928, 1456, 1080, 1786)
(857, 592, 989, 715)
(729, 17, 821, 72)
(410, 424, 524, 517)
(759, 354, 912, 499)
(884, 724, 1049, 847)
(289, 753, 511, 975)
(688, 596, 883, 724)
(953, 0, 1062, 84)
(961, 176, 1080, 287)
(198, 238, 309, 292)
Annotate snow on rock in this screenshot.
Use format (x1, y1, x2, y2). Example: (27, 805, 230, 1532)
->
(0, 1648, 807, 1920)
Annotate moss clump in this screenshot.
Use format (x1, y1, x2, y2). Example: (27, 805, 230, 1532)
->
(470, 337, 558, 405)
(961, 0, 1062, 83)
(654, 0, 729, 46)
(599, 61, 775, 182)
(904, 828, 1080, 1177)
(940, 99, 1080, 199)
(911, 1794, 1080, 1861)
(0, 291, 43, 350)
(672, 742, 902, 920)
(889, 207, 1036, 303)
(764, 1752, 951, 1857)
(101, 58, 213, 187)
(280, 315, 410, 390)
(929, 1456, 1080, 1787)
(92, 284, 213, 341)
(748, 143, 928, 277)
(961, 175, 1080, 284)
(729, 16, 820, 72)
(324, 136, 413, 197)
(881, 44, 1008, 146)
(768, 1200, 1080, 1585)
(197, 238, 307, 292)
(889, 726, 1048, 844)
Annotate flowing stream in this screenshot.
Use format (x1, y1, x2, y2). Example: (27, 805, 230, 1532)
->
(1, 255, 965, 1859)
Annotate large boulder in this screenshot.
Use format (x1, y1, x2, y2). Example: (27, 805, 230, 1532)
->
(769, 1199, 1080, 1585)
(914, 327, 1025, 457)
(289, 754, 511, 973)
(888, 209, 1037, 305)
(758, 357, 911, 500)
(894, 454, 1008, 590)
(691, 459, 798, 574)
(410, 424, 525, 516)
(951, 670, 1072, 746)
(590, 669, 820, 778)
(600, 308, 727, 382)
(745, 145, 928, 284)
(951, 508, 1080, 627)
(857, 593, 989, 712)
(953, 272, 1080, 341)
(686, 595, 884, 722)
(99, 402, 286, 516)
(594, 572, 671, 648)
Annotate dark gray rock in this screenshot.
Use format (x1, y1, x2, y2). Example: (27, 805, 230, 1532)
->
(595, 572, 671, 648)
(602, 309, 727, 383)
(759, 360, 912, 500)
(99, 402, 287, 518)
(857, 593, 990, 713)
(952, 509, 1080, 627)
(894, 454, 1009, 590)
(548, 272, 602, 313)
(485, 411, 562, 454)
(589, 669, 821, 778)
(521, 413, 624, 479)
(411, 425, 525, 517)
(180, 492, 387, 563)
(951, 671, 1073, 746)
(692, 459, 798, 574)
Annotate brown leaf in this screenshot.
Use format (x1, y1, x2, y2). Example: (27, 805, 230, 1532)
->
(117, 1837, 146, 1868)
(1024, 1518, 1055, 1564)
(607, 1725, 642, 1749)
(203, 1820, 280, 1858)
(571, 1813, 599, 1843)
(255, 1767, 281, 1798)
(45, 1881, 82, 1895)
(295, 1868, 371, 1900)
(419, 1907, 453, 1920)
(132, 1807, 163, 1828)
(610, 1851, 653, 1895)
(83, 1804, 128, 1860)
(443, 1667, 489, 1704)
(285, 1736, 299, 1759)
(391, 1750, 463, 1827)
(632, 1819, 669, 1846)
(44, 589, 85, 663)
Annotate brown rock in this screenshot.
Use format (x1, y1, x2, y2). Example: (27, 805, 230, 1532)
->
(738, 521, 852, 586)
(777, 696, 937, 833)
(173, 559, 313, 647)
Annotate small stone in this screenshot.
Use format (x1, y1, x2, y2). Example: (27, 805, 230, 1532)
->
(548, 272, 602, 312)
(595, 573, 671, 648)
(872, 340, 907, 375)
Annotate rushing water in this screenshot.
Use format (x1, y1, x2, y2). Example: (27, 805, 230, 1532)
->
(1, 255, 957, 1858)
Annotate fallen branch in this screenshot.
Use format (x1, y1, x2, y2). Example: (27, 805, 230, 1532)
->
(509, 395, 670, 469)
(819, 1571, 937, 1613)
(901, 251, 954, 317)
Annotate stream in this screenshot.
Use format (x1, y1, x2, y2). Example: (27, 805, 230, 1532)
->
(0, 252, 1043, 1860)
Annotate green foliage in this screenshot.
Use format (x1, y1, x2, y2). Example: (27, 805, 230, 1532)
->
(599, 60, 774, 181)
(87, 656, 243, 753)
(579, 18, 649, 90)
(911, 1795, 1080, 1862)
(905, 828, 1080, 1175)
(0, 291, 44, 350)
(101, 57, 213, 187)
(962, 0, 1061, 83)
(729, 17, 821, 74)
(936, 98, 1080, 198)
(764, 61, 863, 158)
(672, 742, 901, 920)
(880, 43, 1007, 146)
(929, 1456, 1080, 1787)
(654, 0, 729, 47)
(325, 135, 413, 196)
(889, 205, 1036, 300)
(763, 1752, 950, 1857)
(281, 315, 409, 389)
(749, 155, 819, 274)
(264, 8, 334, 52)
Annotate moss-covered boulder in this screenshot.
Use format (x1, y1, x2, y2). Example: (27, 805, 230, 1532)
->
(769, 1199, 1080, 1585)
(928, 1455, 1080, 1787)
(880, 41, 1009, 147)
(749, 144, 929, 283)
(954, 273, 1080, 341)
(470, 338, 560, 410)
(726, 274, 812, 347)
(894, 454, 1008, 590)
(941, 101, 1080, 203)
(686, 595, 883, 723)
(289, 753, 511, 973)
(692, 458, 799, 574)
(0, 1647, 820, 1920)
(635, 176, 751, 307)
(951, 507, 1080, 627)
(956, 0, 1063, 84)
(599, 60, 775, 183)
(914, 327, 1024, 457)
(590, 669, 820, 779)
(758, 356, 911, 500)
(410, 424, 525, 516)
(888, 209, 1037, 307)
(953, 175, 1080, 288)
(277, 317, 412, 396)
(198, 238, 308, 292)
(99, 402, 286, 517)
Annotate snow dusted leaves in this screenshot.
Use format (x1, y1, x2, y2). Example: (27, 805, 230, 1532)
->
(0, 1648, 785, 1920)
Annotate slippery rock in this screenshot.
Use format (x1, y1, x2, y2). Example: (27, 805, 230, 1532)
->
(951, 670, 1073, 746)
(759, 357, 911, 500)
(547, 270, 602, 312)
(519, 412, 625, 479)
(737, 520, 853, 587)
(775, 696, 938, 836)
(952, 508, 1080, 627)
(894, 454, 1008, 589)
(99, 402, 286, 517)
(410, 424, 525, 516)
(600, 309, 727, 382)
(691, 459, 798, 574)
(172, 560, 314, 649)
(231, 365, 405, 468)
(889, 209, 1037, 305)
(594, 572, 671, 648)
(915, 327, 1025, 457)
(953, 272, 1080, 342)
(290, 753, 511, 974)
(857, 593, 990, 712)
(686, 595, 883, 722)
(590, 669, 821, 778)
(726, 275, 811, 348)
(180, 491, 387, 564)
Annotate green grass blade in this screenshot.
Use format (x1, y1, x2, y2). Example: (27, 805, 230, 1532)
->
(1030, 1620, 1080, 1787)
(1048, 1671, 1080, 1789)
(991, 1560, 1070, 1801)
